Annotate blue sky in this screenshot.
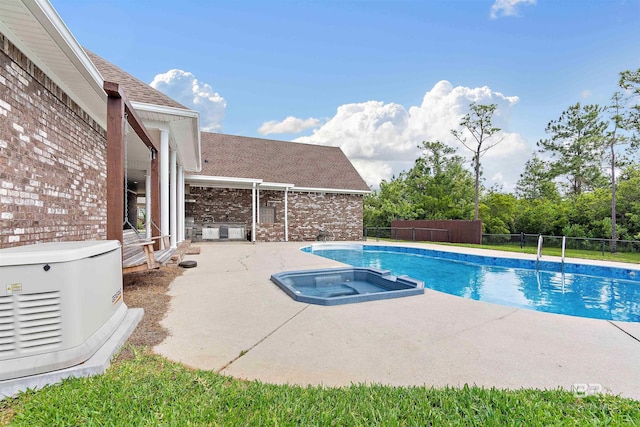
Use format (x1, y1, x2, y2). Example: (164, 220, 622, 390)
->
(52, 0, 640, 189)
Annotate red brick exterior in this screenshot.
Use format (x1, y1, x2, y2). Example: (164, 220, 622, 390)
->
(0, 33, 107, 248)
(186, 187, 364, 242)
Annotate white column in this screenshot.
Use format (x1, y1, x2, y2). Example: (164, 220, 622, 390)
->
(256, 187, 260, 224)
(160, 130, 170, 246)
(177, 164, 184, 243)
(170, 149, 177, 249)
(284, 188, 289, 242)
(145, 172, 152, 239)
(251, 183, 256, 243)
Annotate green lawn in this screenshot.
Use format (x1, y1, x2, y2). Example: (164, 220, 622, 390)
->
(3, 348, 639, 426)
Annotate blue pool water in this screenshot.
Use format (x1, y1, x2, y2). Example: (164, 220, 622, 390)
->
(304, 244, 640, 322)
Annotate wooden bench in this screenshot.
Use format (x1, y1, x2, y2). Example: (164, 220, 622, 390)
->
(122, 229, 174, 274)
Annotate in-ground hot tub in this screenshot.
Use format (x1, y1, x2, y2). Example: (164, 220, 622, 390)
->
(270, 267, 424, 306)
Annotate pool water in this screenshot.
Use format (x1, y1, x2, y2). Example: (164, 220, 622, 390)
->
(298, 281, 380, 298)
(305, 245, 640, 322)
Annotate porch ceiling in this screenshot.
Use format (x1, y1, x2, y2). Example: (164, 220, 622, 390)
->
(133, 101, 201, 173)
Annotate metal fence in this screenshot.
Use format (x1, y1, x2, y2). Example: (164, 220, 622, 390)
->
(482, 233, 640, 255)
(363, 227, 640, 255)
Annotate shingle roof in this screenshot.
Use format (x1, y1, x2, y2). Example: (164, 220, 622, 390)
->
(196, 133, 370, 192)
(85, 49, 187, 109)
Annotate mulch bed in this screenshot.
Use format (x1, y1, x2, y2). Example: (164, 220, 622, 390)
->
(116, 266, 183, 361)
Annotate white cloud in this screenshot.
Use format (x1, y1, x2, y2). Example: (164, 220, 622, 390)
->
(490, 0, 536, 19)
(150, 69, 226, 132)
(581, 89, 592, 99)
(295, 80, 530, 191)
(258, 116, 322, 135)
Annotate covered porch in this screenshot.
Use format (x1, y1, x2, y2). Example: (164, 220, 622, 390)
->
(183, 175, 294, 243)
(105, 83, 200, 250)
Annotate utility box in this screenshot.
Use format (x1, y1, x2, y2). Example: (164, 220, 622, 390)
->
(0, 241, 126, 381)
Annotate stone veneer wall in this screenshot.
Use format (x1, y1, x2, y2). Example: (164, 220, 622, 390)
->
(287, 192, 363, 241)
(186, 186, 364, 242)
(0, 33, 107, 248)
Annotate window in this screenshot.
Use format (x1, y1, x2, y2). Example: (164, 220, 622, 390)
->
(259, 206, 276, 224)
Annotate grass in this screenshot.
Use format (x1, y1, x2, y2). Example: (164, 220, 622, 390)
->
(3, 347, 640, 426)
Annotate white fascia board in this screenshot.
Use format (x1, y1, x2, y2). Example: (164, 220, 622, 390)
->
(259, 182, 295, 190)
(291, 186, 371, 195)
(130, 101, 200, 119)
(185, 175, 263, 186)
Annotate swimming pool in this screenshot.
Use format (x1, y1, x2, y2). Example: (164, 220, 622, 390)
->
(303, 244, 640, 322)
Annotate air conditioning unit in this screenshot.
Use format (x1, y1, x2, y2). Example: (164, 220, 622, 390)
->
(202, 227, 220, 240)
(0, 240, 126, 381)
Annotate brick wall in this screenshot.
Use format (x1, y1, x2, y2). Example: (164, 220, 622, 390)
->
(186, 186, 364, 242)
(0, 33, 107, 248)
(186, 187, 253, 224)
(287, 192, 363, 241)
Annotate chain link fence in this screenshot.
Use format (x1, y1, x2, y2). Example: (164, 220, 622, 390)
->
(483, 233, 640, 255)
(363, 227, 640, 255)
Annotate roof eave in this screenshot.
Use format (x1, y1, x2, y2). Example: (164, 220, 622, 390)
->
(260, 182, 295, 190)
(185, 174, 262, 189)
(185, 174, 370, 195)
(0, 0, 107, 128)
(291, 186, 371, 195)
(131, 101, 202, 172)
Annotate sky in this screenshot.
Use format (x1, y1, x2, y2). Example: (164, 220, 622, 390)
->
(51, 0, 640, 191)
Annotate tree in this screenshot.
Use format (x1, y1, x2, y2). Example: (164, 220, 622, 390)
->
(616, 165, 640, 240)
(537, 103, 608, 197)
(406, 141, 474, 219)
(514, 198, 567, 235)
(565, 188, 612, 239)
(605, 92, 629, 252)
(515, 154, 560, 201)
(479, 191, 517, 234)
(451, 103, 503, 220)
(363, 176, 415, 227)
(363, 141, 475, 226)
(619, 69, 640, 140)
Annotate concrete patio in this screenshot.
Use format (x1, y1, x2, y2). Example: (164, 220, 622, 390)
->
(154, 241, 640, 400)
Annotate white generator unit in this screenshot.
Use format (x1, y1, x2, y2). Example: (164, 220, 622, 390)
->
(0, 241, 126, 381)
